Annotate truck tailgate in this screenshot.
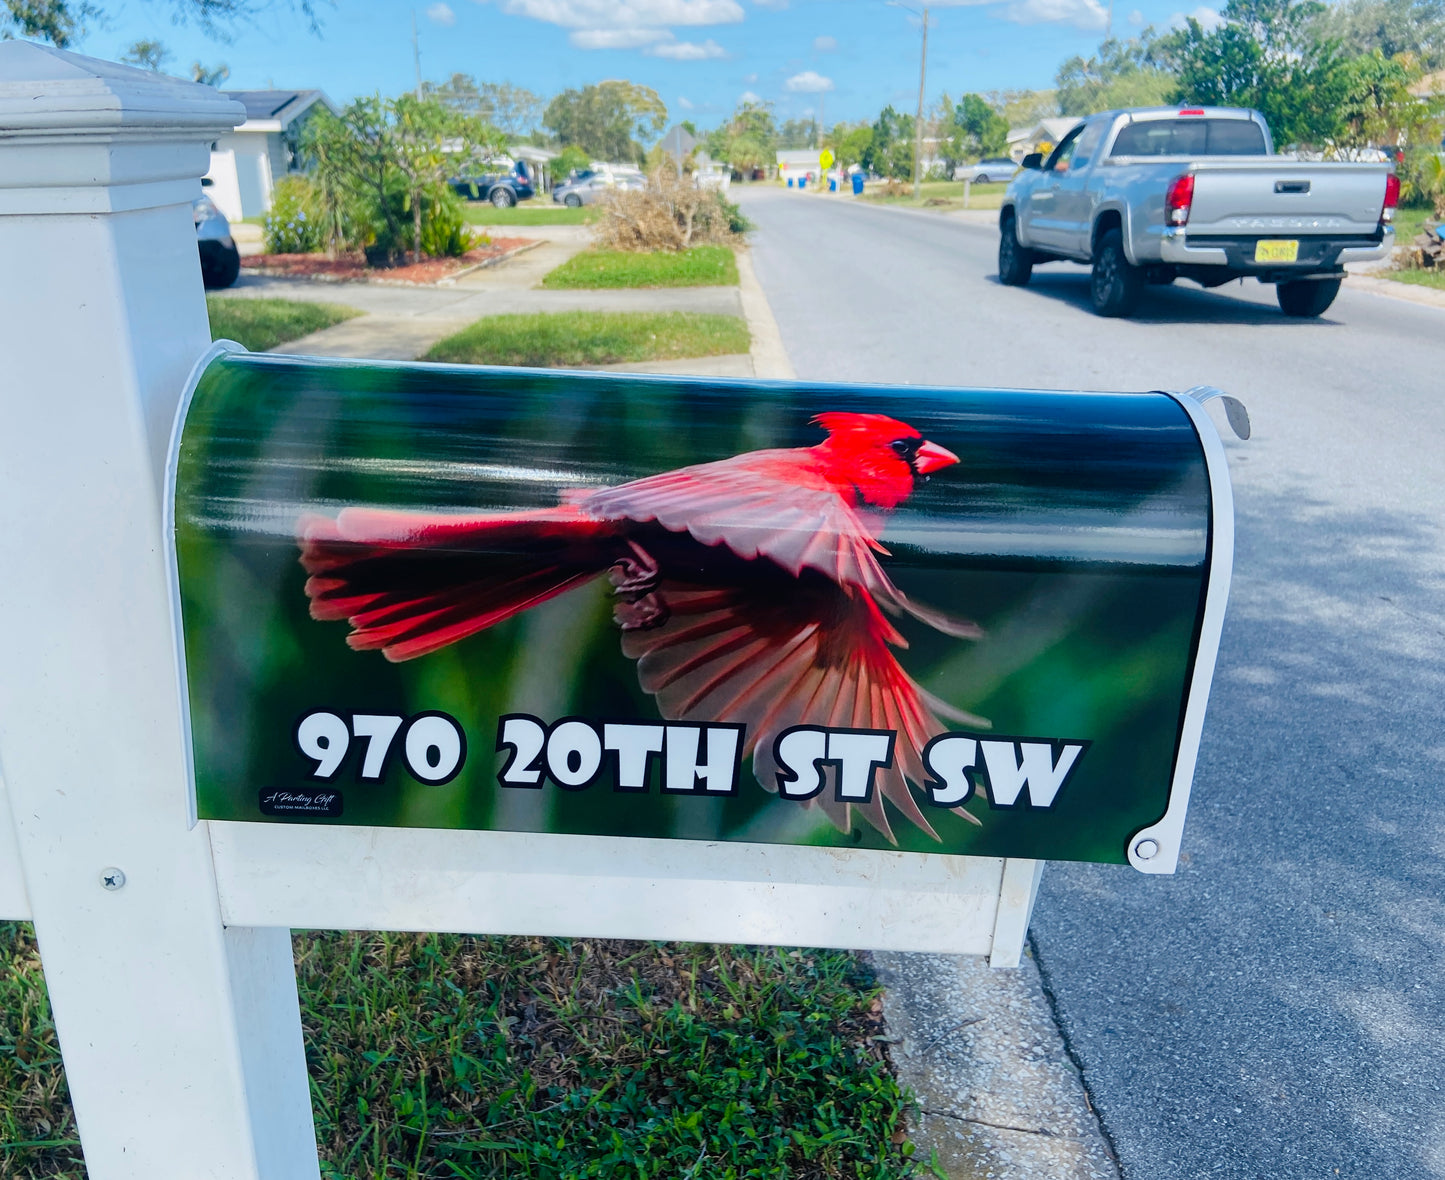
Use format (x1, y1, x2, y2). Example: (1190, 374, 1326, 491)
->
(1185, 161, 1388, 236)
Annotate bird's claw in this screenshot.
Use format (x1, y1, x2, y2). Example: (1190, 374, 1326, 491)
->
(609, 541, 661, 595)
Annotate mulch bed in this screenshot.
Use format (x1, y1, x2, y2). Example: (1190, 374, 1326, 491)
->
(241, 237, 533, 285)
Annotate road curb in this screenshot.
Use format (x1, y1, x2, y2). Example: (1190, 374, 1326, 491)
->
(735, 245, 795, 380)
(872, 948, 1121, 1180)
(1344, 271, 1445, 311)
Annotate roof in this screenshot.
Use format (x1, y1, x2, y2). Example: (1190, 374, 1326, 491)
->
(776, 149, 822, 166)
(1007, 117, 1081, 144)
(220, 89, 334, 129)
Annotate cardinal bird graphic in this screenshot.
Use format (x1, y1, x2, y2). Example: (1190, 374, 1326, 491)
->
(299, 411, 988, 841)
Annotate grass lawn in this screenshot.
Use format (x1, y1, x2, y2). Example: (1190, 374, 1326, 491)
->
(1386, 266, 1445, 289)
(207, 296, 360, 352)
(460, 203, 597, 227)
(542, 245, 739, 289)
(425, 310, 749, 368)
(0, 924, 925, 1179)
(1391, 206, 1435, 244)
(859, 180, 1009, 212)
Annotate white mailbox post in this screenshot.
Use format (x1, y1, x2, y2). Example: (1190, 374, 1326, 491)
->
(0, 43, 320, 1179)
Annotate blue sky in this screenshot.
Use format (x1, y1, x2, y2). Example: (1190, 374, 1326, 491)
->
(74, 0, 1220, 127)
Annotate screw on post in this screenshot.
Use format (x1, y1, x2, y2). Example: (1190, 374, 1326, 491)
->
(100, 867, 126, 891)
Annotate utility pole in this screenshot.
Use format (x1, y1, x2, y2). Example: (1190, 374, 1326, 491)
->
(914, 5, 928, 200)
(412, 10, 423, 100)
(889, 1, 930, 200)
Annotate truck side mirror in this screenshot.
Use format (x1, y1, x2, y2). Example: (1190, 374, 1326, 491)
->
(1022, 153, 1043, 170)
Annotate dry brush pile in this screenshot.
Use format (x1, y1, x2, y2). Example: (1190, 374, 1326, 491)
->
(593, 170, 745, 253)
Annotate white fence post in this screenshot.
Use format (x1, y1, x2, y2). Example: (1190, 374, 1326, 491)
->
(0, 43, 319, 1179)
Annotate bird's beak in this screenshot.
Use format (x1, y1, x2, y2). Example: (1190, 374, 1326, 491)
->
(914, 440, 960, 475)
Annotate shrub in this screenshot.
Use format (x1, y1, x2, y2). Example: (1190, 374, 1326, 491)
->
(370, 185, 477, 262)
(263, 176, 325, 254)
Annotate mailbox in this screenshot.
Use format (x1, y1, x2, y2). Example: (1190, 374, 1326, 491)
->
(169, 344, 1237, 873)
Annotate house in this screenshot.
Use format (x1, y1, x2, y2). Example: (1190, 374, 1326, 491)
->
(204, 89, 337, 222)
(1006, 117, 1082, 162)
(776, 149, 823, 185)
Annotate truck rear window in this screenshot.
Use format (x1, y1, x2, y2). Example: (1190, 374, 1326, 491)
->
(1110, 118, 1267, 156)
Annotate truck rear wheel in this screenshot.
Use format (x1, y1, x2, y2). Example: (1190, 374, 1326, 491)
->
(1090, 229, 1142, 317)
(1277, 277, 1341, 318)
(998, 214, 1033, 286)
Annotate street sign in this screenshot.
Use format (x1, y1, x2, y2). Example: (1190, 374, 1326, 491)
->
(820, 148, 836, 169)
(660, 124, 696, 160)
(171, 347, 1234, 872)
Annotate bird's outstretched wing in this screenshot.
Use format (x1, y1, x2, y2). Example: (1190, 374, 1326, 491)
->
(617, 538, 988, 843)
(581, 449, 982, 639)
(299, 507, 621, 661)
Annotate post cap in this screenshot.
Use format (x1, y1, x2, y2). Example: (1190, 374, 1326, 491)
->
(0, 41, 245, 137)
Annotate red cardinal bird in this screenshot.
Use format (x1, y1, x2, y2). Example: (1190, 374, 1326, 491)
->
(299, 411, 987, 841)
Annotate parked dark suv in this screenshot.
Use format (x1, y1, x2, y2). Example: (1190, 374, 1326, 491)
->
(451, 160, 535, 208)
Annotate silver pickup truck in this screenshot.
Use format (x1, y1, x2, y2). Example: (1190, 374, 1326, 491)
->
(998, 107, 1398, 318)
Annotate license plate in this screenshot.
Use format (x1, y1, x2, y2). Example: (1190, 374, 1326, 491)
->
(1254, 239, 1299, 263)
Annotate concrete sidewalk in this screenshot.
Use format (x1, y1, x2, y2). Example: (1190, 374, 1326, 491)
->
(217, 225, 767, 375)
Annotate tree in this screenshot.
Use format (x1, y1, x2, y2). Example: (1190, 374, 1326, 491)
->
(1321, 0, 1445, 66)
(191, 61, 230, 86)
(822, 122, 874, 174)
(121, 38, 169, 72)
(776, 118, 817, 150)
(987, 89, 1060, 126)
(2, 0, 96, 46)
(424, 75, 543, 138)
(1336, 48, 1436, 151)
(864, 106, 915, 179)
(705, 100, 777, 173)
(8, 0, 306, 47)
(543, 81, 667, 164)
(954, 93, 1010, 157)
(1056, 34, 1173, 114)
(552, 144, 592, 180)
(1164, 0, 1354, 147)
(303, 93, 502, 263)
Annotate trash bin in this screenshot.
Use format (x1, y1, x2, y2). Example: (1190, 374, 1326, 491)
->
(829, 177, 838, 192)
(798, 176, 806, 189)
(787, 177, 794, 188)
(851, 172, 865, 195)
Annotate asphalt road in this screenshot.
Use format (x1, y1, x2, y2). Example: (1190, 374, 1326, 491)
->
(737, 187, 1445, 1180)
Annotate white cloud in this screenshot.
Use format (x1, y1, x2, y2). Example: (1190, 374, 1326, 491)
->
(1128, 7, 1143, 22)
(1169, 4, 1222, 28)
(678, 95, 695, 108)
(1002, 0, 1106, 30)
(647, 36, 728, 57)
(813, 34, 837, 50)
(427, 1, 457, 24)
(785, 69, 833, 92)
(739, 89, 763, 103)
(743, 72, 758, 82)
(501, 0, 744, 29)
(568, 26, 671, 46)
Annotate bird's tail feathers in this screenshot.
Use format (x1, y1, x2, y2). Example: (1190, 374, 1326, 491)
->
(299, 506, 620, 662)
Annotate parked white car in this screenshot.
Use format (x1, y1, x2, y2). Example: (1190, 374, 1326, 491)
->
(956, 157, 1020, 184)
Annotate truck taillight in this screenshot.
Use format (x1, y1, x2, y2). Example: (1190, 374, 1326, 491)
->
(1381, 173, 1400, 224)
(1166, 174, 1195, 226)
